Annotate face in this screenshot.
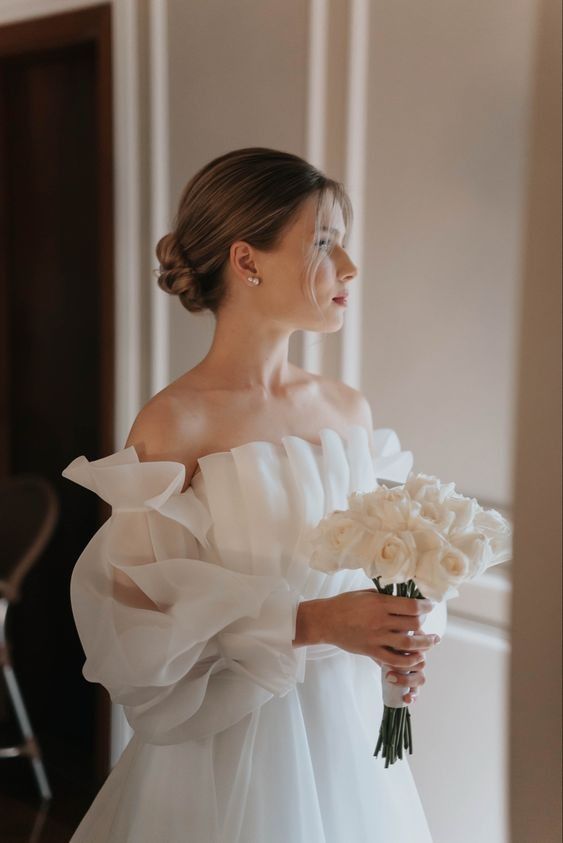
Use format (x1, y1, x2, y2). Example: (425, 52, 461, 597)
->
(227, 193, 358, 332)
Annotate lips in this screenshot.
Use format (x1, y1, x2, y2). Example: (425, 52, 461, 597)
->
(332, 295, 348, 303)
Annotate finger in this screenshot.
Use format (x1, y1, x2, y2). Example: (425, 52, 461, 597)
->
(379, 650, 426, 663)
(380, 656, 425, 672)
(385, 615, 426, 632)
(386, 632, 440, 650)
(379, 647, 427, 669)
(384, 669, 426, 688)
(401, 681, 421, 704)
(384, 595, 434, 615)
(382, 671, 423, 705)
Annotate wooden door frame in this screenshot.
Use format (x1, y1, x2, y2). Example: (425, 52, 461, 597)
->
(0, 3, 115, 780)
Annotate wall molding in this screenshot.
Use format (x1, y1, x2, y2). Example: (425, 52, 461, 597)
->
(113, 0, 143, 450)
(302, 0, 369, 389)
(148, 0, 170, 395)
(303, 0, 329, 376)
(445, 613, 511, 651)
(111, 0, 144, 761)
(446, 571, 513, 637)
(341, 0, 369, 389)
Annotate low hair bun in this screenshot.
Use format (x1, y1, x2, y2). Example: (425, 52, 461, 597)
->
(154, 231, 206, 313)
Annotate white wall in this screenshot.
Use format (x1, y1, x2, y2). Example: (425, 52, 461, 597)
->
(358, 7, 537, 840)
(165, 0, 311, 385)
(362, 0, 537, 507)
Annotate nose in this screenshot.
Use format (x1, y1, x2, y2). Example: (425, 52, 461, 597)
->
(341, 255, 358, 283)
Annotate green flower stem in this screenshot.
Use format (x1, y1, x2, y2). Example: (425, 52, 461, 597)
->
(371, 576, 426, 766)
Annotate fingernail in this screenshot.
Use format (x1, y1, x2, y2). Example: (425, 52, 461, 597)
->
(434, 635, 441, 643)
(386, 673, 398, 683)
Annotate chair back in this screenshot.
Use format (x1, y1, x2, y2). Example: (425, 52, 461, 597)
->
(0, 475, 59, 603)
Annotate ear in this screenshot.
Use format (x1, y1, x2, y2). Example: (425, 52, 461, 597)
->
(230, 240, 259, 281)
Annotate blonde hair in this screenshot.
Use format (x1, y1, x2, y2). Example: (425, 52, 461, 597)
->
(155, 146, 353, 317)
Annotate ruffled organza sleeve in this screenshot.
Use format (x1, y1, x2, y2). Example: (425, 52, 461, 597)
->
(61, 447, 307, 745)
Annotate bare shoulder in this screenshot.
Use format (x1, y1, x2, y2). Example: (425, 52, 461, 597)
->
(307, 371, 375, 434)
(124, 383, 209, 491)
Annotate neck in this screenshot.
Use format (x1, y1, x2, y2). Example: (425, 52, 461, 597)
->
(194, 308, 296, 394)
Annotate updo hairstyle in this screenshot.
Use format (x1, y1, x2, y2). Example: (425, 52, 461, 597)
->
(154, 147, 352, 315)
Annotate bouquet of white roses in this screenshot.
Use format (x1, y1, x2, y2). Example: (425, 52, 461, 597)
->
(304, 472, 512, 767)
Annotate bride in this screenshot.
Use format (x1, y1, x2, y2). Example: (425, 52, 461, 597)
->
(62, 146, 444, 842)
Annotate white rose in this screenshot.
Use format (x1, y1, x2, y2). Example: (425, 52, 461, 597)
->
(405, 472, 457, 505)
(307, 511, 367, 572)
(409, 502, 456, 535)
(444, 493, 481, 536)
(450, 530, 495, 579)
(412, 529, 471, 601)
(403, 473, 460, 534)
(473, 508, 513, 564)
(359, 485, 413, 532)
(347, 491, 366, 513)
(361, 529, 418, 585)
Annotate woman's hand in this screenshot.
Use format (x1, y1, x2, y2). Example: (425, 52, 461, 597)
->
(313, 588, 441, 703)
(371, 655, 427, 704)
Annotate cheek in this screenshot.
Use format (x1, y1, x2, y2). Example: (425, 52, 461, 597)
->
(314, 261, 335, 290)
(271, 254, 334, 311)
(267, 273, 309, 312)
(306, 274, 334, 309)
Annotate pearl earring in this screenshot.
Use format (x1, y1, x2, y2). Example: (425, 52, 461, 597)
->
(247, 276, 261, 286)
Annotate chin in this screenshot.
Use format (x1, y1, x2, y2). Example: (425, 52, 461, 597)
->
(303, 314, 344, 334)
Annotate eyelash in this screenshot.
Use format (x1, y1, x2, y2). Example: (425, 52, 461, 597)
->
(316, 239, 349, 254)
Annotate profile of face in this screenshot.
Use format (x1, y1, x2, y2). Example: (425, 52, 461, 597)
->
(226, 193, 358, 333)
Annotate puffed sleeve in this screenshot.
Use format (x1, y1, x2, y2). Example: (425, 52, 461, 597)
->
(61, 447, 307, 745)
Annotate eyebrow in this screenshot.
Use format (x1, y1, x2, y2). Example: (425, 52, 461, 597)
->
(320, 226, 349, 248)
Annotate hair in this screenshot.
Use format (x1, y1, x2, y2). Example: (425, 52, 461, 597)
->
(154, 147, 353, 316)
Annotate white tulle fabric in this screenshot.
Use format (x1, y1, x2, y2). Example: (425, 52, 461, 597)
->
(62, 425, 446, 843)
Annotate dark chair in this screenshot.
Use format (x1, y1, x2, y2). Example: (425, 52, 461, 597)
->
(0, 474, 59, 801)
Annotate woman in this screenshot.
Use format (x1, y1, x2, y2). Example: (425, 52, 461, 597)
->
(62, 147, 444, 842)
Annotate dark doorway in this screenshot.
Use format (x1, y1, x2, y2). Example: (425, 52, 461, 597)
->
(0, 5, 114, 840)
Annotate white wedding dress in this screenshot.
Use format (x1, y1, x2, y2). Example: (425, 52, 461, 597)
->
(62, 424, 447, 843)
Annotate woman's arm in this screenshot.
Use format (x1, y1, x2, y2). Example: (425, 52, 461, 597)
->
(292, 599, 327, 647)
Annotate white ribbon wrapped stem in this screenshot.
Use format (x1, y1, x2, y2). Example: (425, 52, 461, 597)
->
(381, 601, 448, 708)
(382, 628, 415, 708)
(382, 668, 413, 708)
